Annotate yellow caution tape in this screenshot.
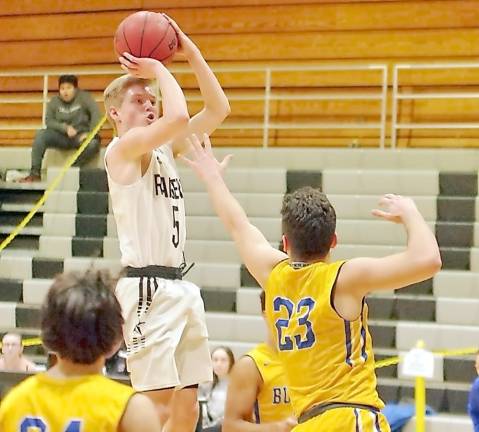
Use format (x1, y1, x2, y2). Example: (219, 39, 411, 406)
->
(0, 337, 42, 349)
(0, 116, 107, 253)
(2, 336, 476, 366)
(22, 337, 42, 348)
(375, 346, 478, 369)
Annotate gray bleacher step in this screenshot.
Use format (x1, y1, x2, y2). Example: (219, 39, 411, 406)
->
(202, 289, 236, 313)
(185, 192, 283, 217)
(0, 226, 42, 236)
(0, 212, 42, 227)
(439, 172, 477, 197)
(439, 196, 476, 223)
(0, 327, 40, 336)
(186, 216, 280, 242)
(0, 235, 39, 250)
(329, 194, 437, 221)
(0, 203, 43, 213)
(443, 356, 477, 384)
(397, 278, 433, 295)
(436, 297, 479, 325)
(332, 244, 404, 260)
(0, 181, 46, 191)
(322, 170, 439, 195)
(396, 321, 479, 351)
(377, 377, 471, 414)
(369, 320, 397, 349)
(367, 294, 436, 322)
(236, 287, 261, 315)
(23, 278, 52, 305)
(0, 249, 38, 257)
(79, 168, 108, 192)
(205, 312, 266, 343)
(178, 168, 287, 194)
(212, 148, 479, 171)
(434, 270, 479, 298)
(0, 278, 23, 302)
(403, 414, 473, 432)
(15, 303, 41, 329)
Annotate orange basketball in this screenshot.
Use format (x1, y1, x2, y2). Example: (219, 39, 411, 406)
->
(114, 11, 178, 64)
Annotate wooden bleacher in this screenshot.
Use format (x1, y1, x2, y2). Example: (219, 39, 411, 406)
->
(0, 0, 478, 148)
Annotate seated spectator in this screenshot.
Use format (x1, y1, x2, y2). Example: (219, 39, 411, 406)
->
(199, 346, 235, 431)
(0, 333, 37, 373)
(468, 351, 479, 432)
(20, 74, 101, 182)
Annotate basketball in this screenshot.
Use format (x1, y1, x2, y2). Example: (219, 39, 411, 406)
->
(114, 11, 178, 64)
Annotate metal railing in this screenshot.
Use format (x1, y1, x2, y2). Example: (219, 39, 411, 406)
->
(0, 63, 389, 148)
(391, 62, 479, 148)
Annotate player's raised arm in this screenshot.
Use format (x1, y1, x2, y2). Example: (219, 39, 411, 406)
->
(182, 134, 287, 288)
(223, 357, 296, 432)
(163, 15, 231, 156)
(336, 194, 442, 300)
(107, 54, 189, 160)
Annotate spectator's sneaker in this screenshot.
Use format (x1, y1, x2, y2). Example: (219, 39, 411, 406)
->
(18, 174, 41, 183)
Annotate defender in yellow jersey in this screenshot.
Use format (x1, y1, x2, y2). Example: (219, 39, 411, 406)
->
(184, 134, 442, 432)
(0, 270, 160, 432)
(224, 291, 295, 432)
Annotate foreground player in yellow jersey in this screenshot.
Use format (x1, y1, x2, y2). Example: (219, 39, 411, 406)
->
(0, 270, 161, 432)
(183, 134, 442, 432)
(223, 291, 295, 432)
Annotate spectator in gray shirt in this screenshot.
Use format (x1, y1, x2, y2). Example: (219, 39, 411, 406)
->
(20, 75, 101, 182)
(199, 346, 235, 431)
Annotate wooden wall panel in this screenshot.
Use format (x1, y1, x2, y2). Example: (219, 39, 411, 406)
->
(0, 0, 418, 17)
(0, 0, 477, 148)
(1, 29, 479, 68)
(1, 2, 478, 42)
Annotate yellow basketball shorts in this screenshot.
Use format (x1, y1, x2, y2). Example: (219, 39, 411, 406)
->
(293, 407, 391, 432)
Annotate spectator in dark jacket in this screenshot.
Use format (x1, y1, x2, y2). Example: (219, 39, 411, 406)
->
(20, 74, 101, 182)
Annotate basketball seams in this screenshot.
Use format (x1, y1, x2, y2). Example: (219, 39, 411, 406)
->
(148, 22, 174, 59)
(115, 12, 177, 63)
(139, 11, 149, 58)
(121, 22, 134, 56)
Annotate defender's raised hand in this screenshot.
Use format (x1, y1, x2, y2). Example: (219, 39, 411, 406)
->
(372, 194, 421, 224)
(181, 133, 232, 182)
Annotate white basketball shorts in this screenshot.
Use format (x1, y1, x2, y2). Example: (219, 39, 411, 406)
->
(115, 276, 213, 391)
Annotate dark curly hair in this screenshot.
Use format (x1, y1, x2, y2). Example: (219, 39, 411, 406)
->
(281, 186, 336, 260)
(41, 270, 123, 365)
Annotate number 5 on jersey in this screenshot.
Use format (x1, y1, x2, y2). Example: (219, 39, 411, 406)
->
(274, 296, 316, 351)
(172, 205, 180, 248)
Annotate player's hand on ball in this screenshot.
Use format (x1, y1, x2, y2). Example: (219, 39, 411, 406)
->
(161, 14, 197, 59)
(119, 52, 166, 79)
(180, 133, 232, 182)
(372, 194, 420, 224)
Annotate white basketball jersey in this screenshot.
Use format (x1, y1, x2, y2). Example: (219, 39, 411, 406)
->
(105, 138, 186, 268)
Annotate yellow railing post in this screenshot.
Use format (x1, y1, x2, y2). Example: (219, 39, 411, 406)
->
(415, 340, 426, 432)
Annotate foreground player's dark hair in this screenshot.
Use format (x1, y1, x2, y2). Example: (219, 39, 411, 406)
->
(281, 186, 336, 260)
(41, 270, 123, 365)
